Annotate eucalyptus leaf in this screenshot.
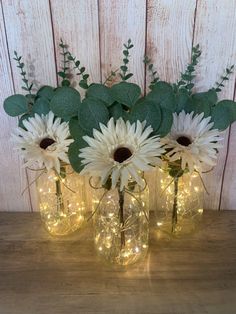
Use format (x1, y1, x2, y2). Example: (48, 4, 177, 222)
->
(130, 100, 161, 131)
(78, 98, 109, 135)
(192, 89, 218, 106)
(69, 117, 87, 139)
(109, 102, 123, 120)
(175, 89, 190, 113)
(33, 97, 50, 115)
(50, 86, 81, 119)
(146, 81, 176, 111)
(111, 82, 141, 108)
(216, 100, 236, 123)
(4, 94, 28, 117)
(211, 104, 231, 130)
(185, 98, 211, 117)
(155, 108, 173, 137)
(86, 84, 114, 107)
(68, 140, 87, 173)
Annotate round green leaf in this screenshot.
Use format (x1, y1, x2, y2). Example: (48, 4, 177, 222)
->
(211, 104, 231, 130)
(185, 98, 211, 117)
(130, 100, 161, 131)
(111, 82, 141, 108)
(33, 97, 50, 115)
(69, 117, 87, 139)
(68, 140, 87, 173)
(155, 108, 173, 137)
(78, 98, 109, 135)
(216, 100, 236, 123)
(50, 86, 81, 119)
(146, 81, 176, 111)
(175, 89, 190, 113)
(109, 102, 123, 120)
(192, 89, 218, 106)
(37, 85, 55, 100)
(86, 84, 114, 107)
(3, 94, 28, 117)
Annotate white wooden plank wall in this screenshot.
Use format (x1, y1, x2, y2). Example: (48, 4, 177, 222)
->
(0, 0, 235, 211)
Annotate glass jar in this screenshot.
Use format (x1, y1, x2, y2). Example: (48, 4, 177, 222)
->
(37, 165, 86, 236)
(92, 180, 149, 265)
(155, 168, 203, 236)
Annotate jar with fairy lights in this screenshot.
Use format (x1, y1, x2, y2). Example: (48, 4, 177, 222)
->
(155, 167, 204, 236)
(91, 178, 149, 265)
(37, 164, 86, 236)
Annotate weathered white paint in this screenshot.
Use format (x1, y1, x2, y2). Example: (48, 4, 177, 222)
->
(0, 0, 235, 211)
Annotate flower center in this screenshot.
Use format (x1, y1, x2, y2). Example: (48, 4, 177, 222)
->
(39, 137, 55, 150)
(176, 136, 192, 146)
(113, 147, 132, 163)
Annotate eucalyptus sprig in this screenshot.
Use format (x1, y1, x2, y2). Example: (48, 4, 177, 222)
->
(143, 55, 160, 89)
(58, 39, 71, 87)
(67, 51, 90, 89)
(176, 44, 201, 93)
(103, 68, 119, 85)
(13, 51, 33, 94)
(215, 65, 234, 93)
(119, 39, 134, 81)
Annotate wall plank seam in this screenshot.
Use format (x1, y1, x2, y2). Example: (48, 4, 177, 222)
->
(191, 0, 198, 49)
(48, 0, 59, 87)
(219, 80, 236, 210)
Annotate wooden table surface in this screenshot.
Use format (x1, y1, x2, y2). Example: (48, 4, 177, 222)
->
(0, 211, 236, 314)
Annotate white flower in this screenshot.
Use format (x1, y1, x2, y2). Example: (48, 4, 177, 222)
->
(11, 111, 73, 173)
(79, 117, 165, 190)
(162, 110, 223, 173)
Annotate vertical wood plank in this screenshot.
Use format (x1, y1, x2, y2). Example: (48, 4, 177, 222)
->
(2, 0, 57, 211)
(146, 0, 196, 210)
(99, 0, 146, 91)
(146, 0, 197, 85)
(193, 0, 236, 210)
(94, 0, 147, 209)
(50, 0, 101, 210)
(50, 0, 101, 92)
(0, 1, 31, 211)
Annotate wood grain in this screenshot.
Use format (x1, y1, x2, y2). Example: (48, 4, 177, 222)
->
(0, 1, 236, 211)
(99, 0, 146, 91)
(146, 0, 197, 84)
(0, 211, 235, 313)
(193, 0, 236, 210)
(50, 0, 101, 93)
(146, 0, 197, 211)
(216, 1, 236, 210)
(49, 0, 101, 210)
(0, 2, 31, 211)
(2, 0, 57, 211)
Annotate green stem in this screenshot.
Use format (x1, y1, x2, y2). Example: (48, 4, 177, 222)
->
(103, 68, 119, 85)
(55, 177, 64, 213)
(172, 177, 179, 233)
(118, 189, 125, 248)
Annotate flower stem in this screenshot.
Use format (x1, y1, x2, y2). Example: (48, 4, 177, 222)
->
(55, 178, 64, 213)
(118, 189, 125, 248)
(172, 177, 179, 233)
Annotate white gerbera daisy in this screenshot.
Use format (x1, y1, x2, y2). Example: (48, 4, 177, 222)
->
(11, 111, 73, 173)
(162, 110, 223, 173)
(79, 117, 165, 191)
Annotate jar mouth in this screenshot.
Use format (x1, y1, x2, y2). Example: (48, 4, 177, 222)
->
(113, 146, 133, 163)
